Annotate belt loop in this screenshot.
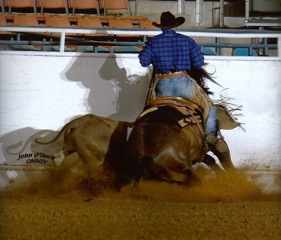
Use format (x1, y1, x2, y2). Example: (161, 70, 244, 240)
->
(157, 71, 187, 81)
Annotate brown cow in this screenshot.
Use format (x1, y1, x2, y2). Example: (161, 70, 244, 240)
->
(35, 114, 131, 189)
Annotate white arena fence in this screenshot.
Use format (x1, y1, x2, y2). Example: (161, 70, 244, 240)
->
(0, 27, 280, 191)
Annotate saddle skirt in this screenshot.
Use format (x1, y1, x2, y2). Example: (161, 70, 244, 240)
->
(138, 97, 204, 128)
(137, 97, 242, 131)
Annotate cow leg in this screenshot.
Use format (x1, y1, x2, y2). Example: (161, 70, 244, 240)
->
(77, 148, 104, 178)
(51, 153, 84, 192)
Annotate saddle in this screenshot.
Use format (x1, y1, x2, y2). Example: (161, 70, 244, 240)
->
(138, 97, 204, 129)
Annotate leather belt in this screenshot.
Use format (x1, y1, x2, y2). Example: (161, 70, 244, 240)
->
(157, 71, 187, 80)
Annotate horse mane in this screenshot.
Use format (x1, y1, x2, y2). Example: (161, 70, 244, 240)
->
(188, 64, 219, 95)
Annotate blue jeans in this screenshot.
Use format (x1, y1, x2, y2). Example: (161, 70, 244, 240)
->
(155, 76, 217, 133)
(156, 76, 194, 99)
(205, 106, 217, 133)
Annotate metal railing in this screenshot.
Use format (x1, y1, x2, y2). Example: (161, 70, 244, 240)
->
(0, 26, 280, 59)
(244, 0, 281, 27)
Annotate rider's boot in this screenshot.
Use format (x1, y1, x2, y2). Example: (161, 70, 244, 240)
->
(205, 132, 228, 153)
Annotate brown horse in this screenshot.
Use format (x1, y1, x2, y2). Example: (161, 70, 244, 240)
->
(125, 69, 235, 185)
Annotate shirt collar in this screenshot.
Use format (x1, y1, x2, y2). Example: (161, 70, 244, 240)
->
(163, 29, 176, 37)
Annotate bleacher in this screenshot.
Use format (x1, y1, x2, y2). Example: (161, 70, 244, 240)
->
(0, 0, 157, 52)
(0, 1, 280, 56)
(0, 0, 134, 15)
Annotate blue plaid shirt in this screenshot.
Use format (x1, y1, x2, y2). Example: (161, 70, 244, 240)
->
(138, 29, 204, 74)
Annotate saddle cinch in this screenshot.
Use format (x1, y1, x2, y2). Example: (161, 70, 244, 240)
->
(138, 96, 242, 131)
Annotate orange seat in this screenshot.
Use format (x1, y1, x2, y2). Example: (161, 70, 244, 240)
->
(42, 15, 77, 51)
(108, 19, 133, 28)
(0, 14, 14, 42)
(0, 14, 13, 25)
(77, 17, 107, 38)
(44, 15, 78, 40)
(0, 14, 8, 25)
(45, 15, 71, 27)
(139, 19, 158, 29)
(36, 0, 69, 14)
(100, 0, 131, 16)
(108, 18, 140, 40)
(92, 15, 115, 26)
(77, 17, 102, 28)
(8, 0, 37, 14)
(139, 19, 159, 39)
(1, 13, 41, 50)
(68, 0, 100, 15)
(13, 14, 40, 27)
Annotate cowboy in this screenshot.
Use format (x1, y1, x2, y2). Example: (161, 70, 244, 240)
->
(138, 11, 227, 153)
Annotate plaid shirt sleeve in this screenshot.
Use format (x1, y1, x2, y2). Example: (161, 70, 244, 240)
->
(138, 40, 152, 67)
(189, 38, 204, 69)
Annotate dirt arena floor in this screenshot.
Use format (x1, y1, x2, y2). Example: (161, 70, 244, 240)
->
(1, 167, 281, 240)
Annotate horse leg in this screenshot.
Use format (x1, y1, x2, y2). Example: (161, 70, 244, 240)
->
(170, 168, 201, 186)
(202, 154, 224, 174)
(153, 157, 201, 186)
(208, 139, 235, 171)
(128, 154, 201, 186)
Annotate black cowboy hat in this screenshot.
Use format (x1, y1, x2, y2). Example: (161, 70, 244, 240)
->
(152, 11, 185, 29)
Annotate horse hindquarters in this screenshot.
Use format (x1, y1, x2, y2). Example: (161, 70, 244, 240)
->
(126, 149, 200, 185)
(126, 122, 202, 185)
